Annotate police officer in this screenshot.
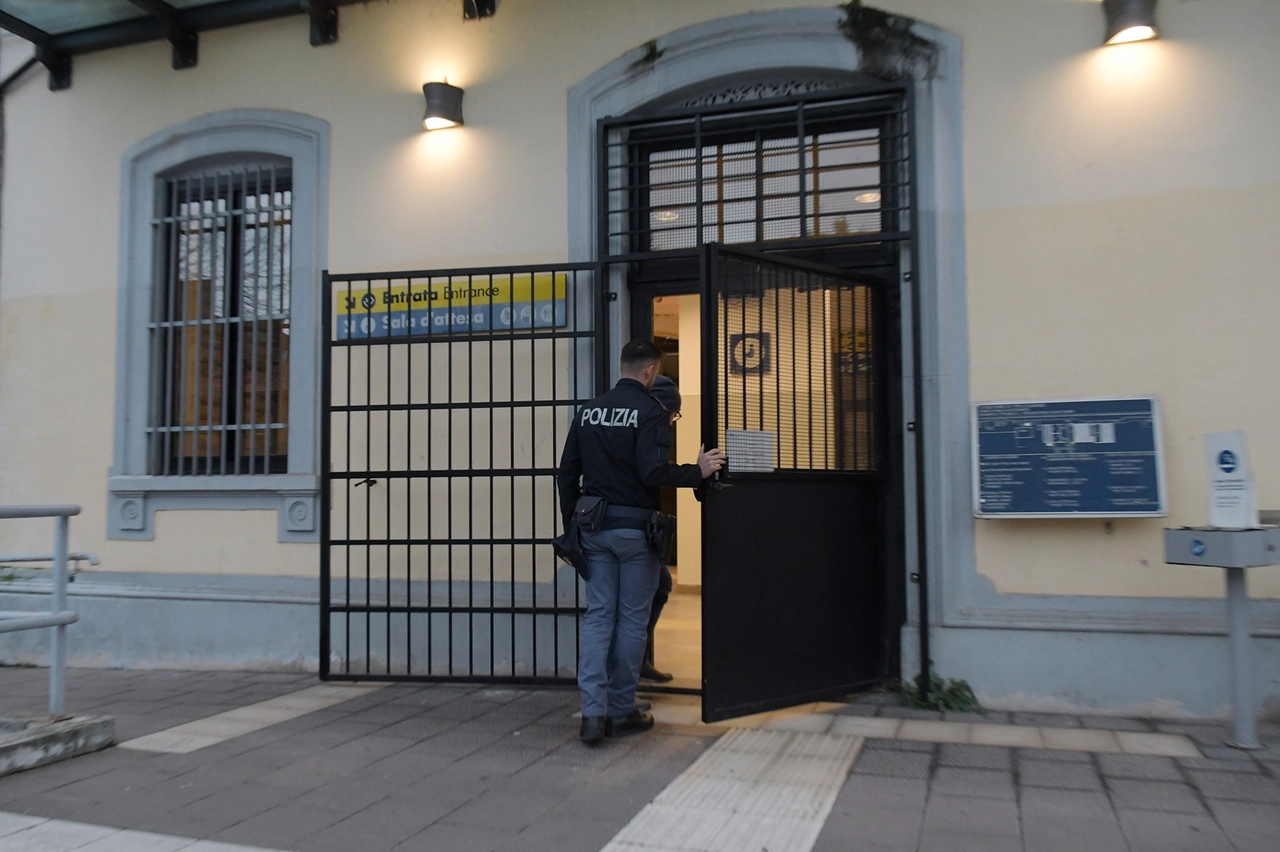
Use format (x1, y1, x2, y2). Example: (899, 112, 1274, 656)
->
(557, 339, 725, 745)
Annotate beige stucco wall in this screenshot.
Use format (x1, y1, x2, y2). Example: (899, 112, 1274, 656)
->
(1, 0, 1278, 597)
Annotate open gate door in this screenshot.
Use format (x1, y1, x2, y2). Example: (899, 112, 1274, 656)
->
(701, 245, 885, 722)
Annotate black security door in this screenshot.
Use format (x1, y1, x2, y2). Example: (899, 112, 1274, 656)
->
(701, 245, 885, 722)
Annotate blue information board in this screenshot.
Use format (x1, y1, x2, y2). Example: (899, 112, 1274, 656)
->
(972, 397, 1166, 518)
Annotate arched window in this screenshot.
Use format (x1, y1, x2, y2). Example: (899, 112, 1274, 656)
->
(110, 111, 328, 541)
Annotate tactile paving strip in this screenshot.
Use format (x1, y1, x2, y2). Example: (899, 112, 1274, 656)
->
(600, 728, 863, 852)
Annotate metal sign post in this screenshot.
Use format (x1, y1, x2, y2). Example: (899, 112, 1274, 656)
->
(1164, 432, 1271, 750)
(1164, 527, 1275, 750)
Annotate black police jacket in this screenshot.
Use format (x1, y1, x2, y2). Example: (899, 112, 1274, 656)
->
(556, 378, 703, 526)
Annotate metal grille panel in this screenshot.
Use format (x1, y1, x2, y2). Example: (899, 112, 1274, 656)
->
(148, 162, 292, 476)
(714, 252, 877, 473)
(321, 264, 603, 681)
(603, 93, 908, 257)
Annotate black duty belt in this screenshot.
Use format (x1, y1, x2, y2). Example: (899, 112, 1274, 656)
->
(601, 505, 653, 531)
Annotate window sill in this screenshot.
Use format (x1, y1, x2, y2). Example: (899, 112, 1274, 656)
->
(107, 475, 318, 543)
(109, 474, 317, 493)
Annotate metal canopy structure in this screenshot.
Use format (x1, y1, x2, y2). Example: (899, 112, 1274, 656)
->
(0, 0, 371, 91)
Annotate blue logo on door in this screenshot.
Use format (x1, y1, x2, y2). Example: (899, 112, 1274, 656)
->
(1190, 539, 1207, 557)
(1218, 450, 1237, 474)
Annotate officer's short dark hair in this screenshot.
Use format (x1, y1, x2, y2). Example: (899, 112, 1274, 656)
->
(619, 339, 662, 374)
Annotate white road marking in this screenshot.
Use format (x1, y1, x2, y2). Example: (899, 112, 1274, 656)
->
(117, 683, 387, 754)
(0, 812, 286, 852)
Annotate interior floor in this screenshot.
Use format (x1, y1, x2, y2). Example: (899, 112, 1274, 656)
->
(651, 588, 702, 691)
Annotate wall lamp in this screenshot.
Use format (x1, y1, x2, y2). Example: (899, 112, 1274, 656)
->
(1103, 0, 1159, 46)
(423, 81, 464, 130)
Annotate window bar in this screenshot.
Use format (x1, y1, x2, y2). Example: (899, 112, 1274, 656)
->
(218, 181, 235, 476)
(264, 167, 277, 476)
(755, 130, 765, 245)
(809, 134, 822, 238)
(190, 181, 205, 477)
(795, 100, 807, 236)
(232, 168, 248, 475)
(161, 178, 180, 476)
(202, 189, 218, 476)
(174, 179, 193, 473)
(716, 145, 726, 245)
(247, 173, 262, 476)
(177, 175, 202, 474)
(694, 115, 703, 246)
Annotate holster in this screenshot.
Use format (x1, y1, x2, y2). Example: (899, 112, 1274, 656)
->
(647, 511, 677, 563)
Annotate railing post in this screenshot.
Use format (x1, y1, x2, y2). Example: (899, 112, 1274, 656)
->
(50, 515, 69, 717)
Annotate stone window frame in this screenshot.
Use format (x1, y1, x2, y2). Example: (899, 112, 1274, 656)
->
(108, 110, 329, 542)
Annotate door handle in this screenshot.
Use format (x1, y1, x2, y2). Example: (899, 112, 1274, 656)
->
(711, 472, 733, 491)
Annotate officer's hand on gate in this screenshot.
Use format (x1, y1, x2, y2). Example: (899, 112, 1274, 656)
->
(698, 444, 727, 478)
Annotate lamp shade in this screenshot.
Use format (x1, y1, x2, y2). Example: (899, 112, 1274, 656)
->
(1103, 0, 1158, 45)
(422, 82, 464, 130)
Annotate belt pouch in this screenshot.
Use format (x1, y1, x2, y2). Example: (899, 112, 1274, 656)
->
(575, 495, 608, 532)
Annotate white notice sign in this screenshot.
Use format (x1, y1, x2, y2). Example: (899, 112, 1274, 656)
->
(1205, 431, 1257, 529)
(725, 430, 776, 473)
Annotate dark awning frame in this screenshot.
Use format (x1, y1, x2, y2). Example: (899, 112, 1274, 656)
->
(0, 0, 496, 92)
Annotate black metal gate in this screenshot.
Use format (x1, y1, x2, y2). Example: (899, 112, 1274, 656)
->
(700, 245, 887, 721)
(320, 262, 605, 682)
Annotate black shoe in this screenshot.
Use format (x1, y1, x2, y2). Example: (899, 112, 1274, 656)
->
(640, 662, 673, 683)
(605, 709, 655, 737)
(579, 715, 606, 746)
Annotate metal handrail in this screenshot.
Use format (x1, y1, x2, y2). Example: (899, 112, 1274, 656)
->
(0, 553, 100, 566)
(0, 505, 82, 716)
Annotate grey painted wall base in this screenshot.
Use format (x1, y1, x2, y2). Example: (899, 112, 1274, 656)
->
(0, 571, 580, 677)
(902, 623, 1280, 720)
(0, 572, 320, 672)
(8, 570, 1277, 721)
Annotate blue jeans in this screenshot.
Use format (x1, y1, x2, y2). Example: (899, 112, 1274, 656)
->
(578, 528, 659, 718)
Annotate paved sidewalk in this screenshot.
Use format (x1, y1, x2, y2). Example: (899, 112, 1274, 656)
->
(1, 666, 1278, 851)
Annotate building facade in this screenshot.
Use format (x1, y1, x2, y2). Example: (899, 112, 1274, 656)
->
(0, 0, 1277, 718)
